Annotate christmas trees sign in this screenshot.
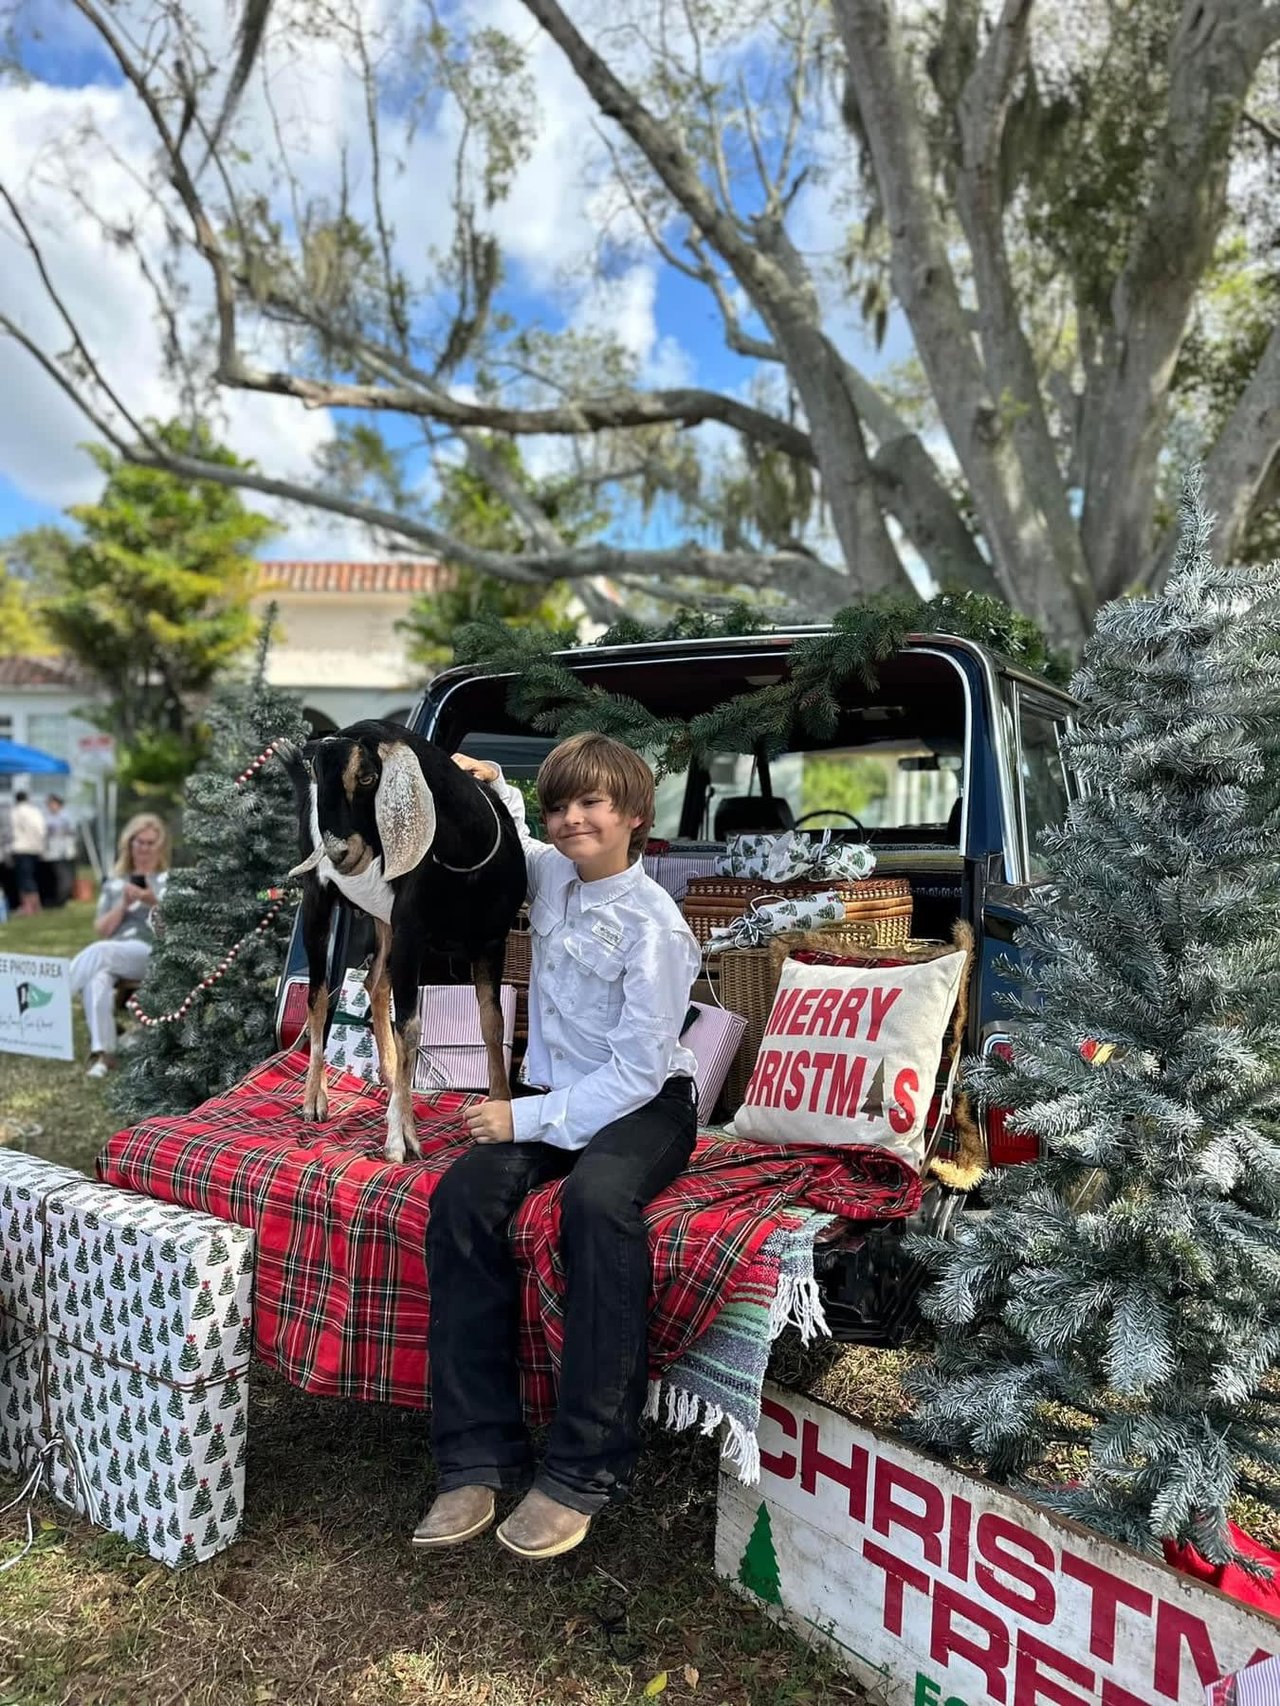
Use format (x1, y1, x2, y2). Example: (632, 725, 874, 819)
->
(0, 1153, 254, 1569)
(911, 473, 1280, 1563)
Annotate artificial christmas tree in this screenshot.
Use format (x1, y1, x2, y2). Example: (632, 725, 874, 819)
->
(909, 472, 1280, 1565)
(110, 615, 309, 1123)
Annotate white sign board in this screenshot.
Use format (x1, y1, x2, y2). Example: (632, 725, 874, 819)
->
(75, 733, 115, 773)
(0, 954, 74, 1061)
(716, 1384, 1280, 1706)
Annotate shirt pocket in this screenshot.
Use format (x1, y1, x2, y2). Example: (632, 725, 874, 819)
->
(561, 928, 626, 1022)
(528, 894, 564, 938)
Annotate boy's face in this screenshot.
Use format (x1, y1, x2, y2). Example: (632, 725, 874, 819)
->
(544, 790, 642, 877)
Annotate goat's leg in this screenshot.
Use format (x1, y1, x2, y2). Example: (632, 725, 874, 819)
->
(367, 917, 396, 1088)
(300, 879, 337, 1125)
(383, 944, 422, 1165)
(472, 942, 511, 1102)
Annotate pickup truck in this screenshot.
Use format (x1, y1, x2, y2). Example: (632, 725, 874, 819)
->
(272, 628, 1079, 1345)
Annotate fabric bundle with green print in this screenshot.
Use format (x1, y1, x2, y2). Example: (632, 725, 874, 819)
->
(0, 1151, 253, 1569)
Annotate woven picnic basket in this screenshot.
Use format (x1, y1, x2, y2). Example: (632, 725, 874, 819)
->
(680, 874, 912, 948)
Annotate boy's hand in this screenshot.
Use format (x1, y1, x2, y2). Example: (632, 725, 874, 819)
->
(465, 1100, 515, 1144)
(451, 753, 499, 784)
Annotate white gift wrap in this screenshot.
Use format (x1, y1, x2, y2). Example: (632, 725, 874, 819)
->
(414, 984, 516, 1093)
(324, 969, 379, 1083)
(0, 1157, 81, 1475)
(0, 1153, 254, 1569)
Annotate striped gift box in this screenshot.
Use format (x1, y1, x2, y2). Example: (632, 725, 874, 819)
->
(681, 1002, 748, 1123)
(642, 844, 723, 904)
(413, 984, 516, 1094)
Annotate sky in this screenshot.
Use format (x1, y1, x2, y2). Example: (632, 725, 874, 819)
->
(0, 0, 909, 566)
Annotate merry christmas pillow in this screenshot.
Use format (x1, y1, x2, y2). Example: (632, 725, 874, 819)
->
(730, 950, 968, 1170)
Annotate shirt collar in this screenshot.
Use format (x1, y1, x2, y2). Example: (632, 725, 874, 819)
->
(576, 858, 643, 910)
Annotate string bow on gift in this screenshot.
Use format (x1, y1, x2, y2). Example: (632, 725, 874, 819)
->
(715, 830, 876, 884)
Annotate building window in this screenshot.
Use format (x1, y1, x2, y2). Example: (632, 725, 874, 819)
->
(26, 712, 71, 761)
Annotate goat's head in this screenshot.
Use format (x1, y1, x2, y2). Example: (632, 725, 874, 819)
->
(277, 733, 436, 881)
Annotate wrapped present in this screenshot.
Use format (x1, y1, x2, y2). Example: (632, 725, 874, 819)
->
(324, 968, 379, 1084)
(642, 841, 724, 904)
(413, 984, 516, 1093)
(716, 830, 876, 884)
(704, 889, 849, 952)
(0, 1152, 253, 1569)
(680, 1003, 748, 1122)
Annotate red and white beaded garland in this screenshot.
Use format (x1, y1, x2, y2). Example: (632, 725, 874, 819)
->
(126, 735, 296, 1028)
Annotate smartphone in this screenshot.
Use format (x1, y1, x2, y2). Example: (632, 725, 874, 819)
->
(128, 874, 149, 889)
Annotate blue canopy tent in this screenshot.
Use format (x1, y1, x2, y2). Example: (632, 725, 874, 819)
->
(0, 737, 71, 776)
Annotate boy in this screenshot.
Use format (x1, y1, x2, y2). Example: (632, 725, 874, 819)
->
(416, 732, 702, 1560)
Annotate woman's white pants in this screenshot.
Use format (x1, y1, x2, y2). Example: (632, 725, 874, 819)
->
(68, 939, 152, 1055)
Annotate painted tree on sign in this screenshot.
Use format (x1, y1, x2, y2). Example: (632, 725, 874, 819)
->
(739, 1500, 783, 1606)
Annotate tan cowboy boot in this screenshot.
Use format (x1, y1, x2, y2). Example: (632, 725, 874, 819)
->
(495, 1487, 592, 1560)
(411, 1486, 495, 1548)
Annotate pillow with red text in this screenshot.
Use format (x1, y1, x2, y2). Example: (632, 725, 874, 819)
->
(729, 951, 968, 1169)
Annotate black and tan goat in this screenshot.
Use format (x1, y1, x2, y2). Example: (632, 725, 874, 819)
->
(277, 722, 527, 1164)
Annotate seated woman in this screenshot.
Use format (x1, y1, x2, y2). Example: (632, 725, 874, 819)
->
(70, 813, 170, 1079)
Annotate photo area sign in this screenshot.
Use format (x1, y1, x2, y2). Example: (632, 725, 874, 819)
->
(715, 1384, 1280, 1706)
(0, 954, 74, 1061)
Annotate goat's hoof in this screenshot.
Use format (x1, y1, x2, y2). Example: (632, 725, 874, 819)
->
(302, 1091, 328, 1123)
(383, 1135, 406, 1165)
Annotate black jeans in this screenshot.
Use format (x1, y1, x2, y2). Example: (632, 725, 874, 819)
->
(426, 1076, 697, 1515)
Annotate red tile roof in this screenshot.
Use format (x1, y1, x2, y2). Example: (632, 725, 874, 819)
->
(256, 560, 450, 595)
(0, 655, 96, 689)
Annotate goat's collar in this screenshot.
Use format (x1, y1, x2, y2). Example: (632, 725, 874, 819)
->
(433, 782, 504, 874)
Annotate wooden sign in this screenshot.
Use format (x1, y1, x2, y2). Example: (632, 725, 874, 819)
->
(716, 1384, 1280, 1706)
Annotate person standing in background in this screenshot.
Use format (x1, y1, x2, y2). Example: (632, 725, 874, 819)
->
(11, 790, 47, 916)
(42, 792, 78, 907)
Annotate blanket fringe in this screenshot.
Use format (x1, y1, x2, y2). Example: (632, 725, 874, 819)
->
(645, 1258, 826, 1484)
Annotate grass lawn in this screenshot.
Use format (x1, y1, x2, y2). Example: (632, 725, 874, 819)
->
(0, 904, 868, 1706)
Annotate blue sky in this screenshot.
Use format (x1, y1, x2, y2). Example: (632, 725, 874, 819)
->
(0, 1, 906, 563)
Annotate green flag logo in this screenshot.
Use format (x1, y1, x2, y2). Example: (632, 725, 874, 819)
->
(16, 982, 54, 1016)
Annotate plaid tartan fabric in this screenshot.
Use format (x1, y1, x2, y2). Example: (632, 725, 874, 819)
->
(98, 1048, 921, 1420)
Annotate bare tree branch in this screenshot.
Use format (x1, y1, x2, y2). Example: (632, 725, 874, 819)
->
(0, 304, 849, 605)
(951, 0, 1090, 614)
(517, 0, 910, 599)
(832, 0, 1091, 642)
(1082, 0, 1280, 599)
(1148, 318, 1280, 588)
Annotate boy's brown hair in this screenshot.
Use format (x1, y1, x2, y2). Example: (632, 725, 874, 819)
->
(537, 732, 655, 859)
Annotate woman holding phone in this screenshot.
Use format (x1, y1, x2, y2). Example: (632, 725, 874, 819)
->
(69, 813, 171, 1078)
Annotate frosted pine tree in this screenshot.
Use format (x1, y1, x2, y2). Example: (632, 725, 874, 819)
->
(909, 472, 1280, 1564)
(110, 616, 309, 1122)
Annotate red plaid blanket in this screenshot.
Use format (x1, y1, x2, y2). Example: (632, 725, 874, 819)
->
(98, 1049, 921, 1421)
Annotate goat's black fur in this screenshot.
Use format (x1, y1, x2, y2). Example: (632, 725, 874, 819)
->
(277, 720, 526, 1161)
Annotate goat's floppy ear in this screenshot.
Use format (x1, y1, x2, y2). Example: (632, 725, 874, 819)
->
(375, 741, 436, 878)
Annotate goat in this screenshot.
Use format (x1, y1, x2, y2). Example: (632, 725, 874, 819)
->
(276, 722, 527, 1164)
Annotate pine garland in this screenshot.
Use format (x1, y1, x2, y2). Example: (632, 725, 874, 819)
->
(454, 591, 1069, 775)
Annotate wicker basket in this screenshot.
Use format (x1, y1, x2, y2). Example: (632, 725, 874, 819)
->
(681, 874, 912, 947)
(711, 913, 914, 1110)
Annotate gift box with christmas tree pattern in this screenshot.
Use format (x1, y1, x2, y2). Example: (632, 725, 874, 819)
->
(324, 968, 379, 1083)
(0, 1155, 82, 1477)
(0, 1153, 254, 1569)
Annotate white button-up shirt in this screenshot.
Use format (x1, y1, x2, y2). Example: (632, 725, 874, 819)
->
(488, 770, 701, 1151)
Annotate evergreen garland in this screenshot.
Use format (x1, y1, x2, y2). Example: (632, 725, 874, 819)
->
(454, 590, 1068, 775)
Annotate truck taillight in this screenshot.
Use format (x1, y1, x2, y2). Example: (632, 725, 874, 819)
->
(277, 978, 309, 1049)
(984, 1040, 1041, 1166)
